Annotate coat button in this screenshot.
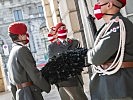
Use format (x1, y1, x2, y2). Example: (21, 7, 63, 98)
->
(34, 88, 37, 91)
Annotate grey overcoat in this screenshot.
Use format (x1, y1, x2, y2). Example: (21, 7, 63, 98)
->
(7, 43, 51, 100)
(87, 12, 133, 100)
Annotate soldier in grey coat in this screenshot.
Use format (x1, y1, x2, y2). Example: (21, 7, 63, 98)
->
(48, 22, 88, 100)
(7, 22, 51, 100)
(87, 0, 133, 100)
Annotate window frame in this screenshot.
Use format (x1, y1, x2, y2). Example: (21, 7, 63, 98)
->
(38, 6, 44, 17)
(13, 9, 23, 21)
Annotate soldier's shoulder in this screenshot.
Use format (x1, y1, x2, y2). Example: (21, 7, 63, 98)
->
(120, 16, 133, 27)
(68, 38, 78, 42)
(48, 43, 53, 48)
(107, 17, 120, 33)
(48, 41, 57, 47)
(68, 38, 79, 45)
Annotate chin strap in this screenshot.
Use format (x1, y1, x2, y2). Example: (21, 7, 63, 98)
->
(92, 17, 126, 75)
(105, 13, 114, 16)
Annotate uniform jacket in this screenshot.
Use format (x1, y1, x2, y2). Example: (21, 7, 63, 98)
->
(7, 43, 51, 100)
(87, 12, 133, 99)
(48, 38, 82, 87)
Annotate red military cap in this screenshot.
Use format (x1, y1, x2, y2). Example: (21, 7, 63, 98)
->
(55, 22, 65, 33)
(117, 0, 126, 7)
(8, 22, 27, 35)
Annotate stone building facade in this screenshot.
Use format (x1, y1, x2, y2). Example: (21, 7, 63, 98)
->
(0, 0, 49, 87)
(0, 0, 48, 65)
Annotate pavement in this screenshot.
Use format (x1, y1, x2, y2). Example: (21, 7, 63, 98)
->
(0, 71, 91, 100)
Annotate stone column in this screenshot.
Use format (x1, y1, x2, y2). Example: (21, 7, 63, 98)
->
(58, 0, 84, 46)
(42, 0, 54, 28)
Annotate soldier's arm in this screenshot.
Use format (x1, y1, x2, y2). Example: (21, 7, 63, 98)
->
(48, 44, 55, 59)
(17, 46, 51, 93)
(87, 22, 120, 65)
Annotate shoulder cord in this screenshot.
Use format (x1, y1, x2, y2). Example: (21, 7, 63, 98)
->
(92, 17, 126, 75)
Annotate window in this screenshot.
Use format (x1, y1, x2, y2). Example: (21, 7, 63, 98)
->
(38, 6, 44, 17)
(14, 10, 23, 21)
(28, 6, 32, 15)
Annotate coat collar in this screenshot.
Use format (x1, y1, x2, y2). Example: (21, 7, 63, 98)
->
(55, 38, 73, 45)
(111, 12, 123, 20)
(13, 42, 24, 47)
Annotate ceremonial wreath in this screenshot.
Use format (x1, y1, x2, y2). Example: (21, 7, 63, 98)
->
(41, 48, 88, 84)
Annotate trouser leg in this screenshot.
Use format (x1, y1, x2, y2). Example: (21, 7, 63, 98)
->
(64, 84, 88, 100)
(59, 87, 72, 100)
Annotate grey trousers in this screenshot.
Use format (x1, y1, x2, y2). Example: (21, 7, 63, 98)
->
(59, 87, 71, 100)
(112, 97, 133, 100)
(59, 84, 88, 100)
